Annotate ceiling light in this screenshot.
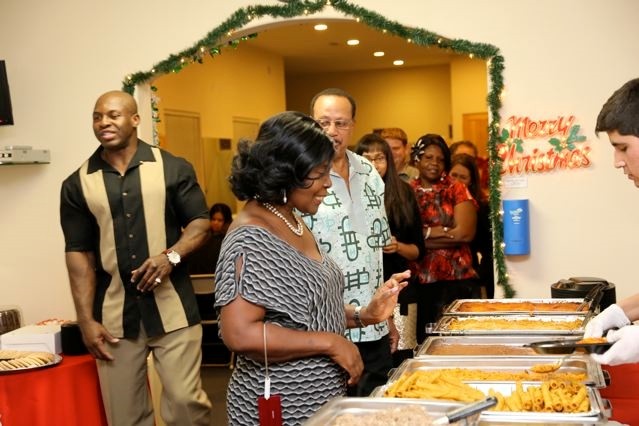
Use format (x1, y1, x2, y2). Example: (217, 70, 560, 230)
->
(393, 60, 404, 66)
(314, 24, 328, 31)
(346, 39, 360, 46)
(373, 51, 385, 57)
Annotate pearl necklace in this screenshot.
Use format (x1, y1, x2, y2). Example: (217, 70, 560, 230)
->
(262, 202, 304, 236)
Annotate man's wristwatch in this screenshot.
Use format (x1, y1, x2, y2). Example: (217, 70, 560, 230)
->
(164, 249, 181, 267)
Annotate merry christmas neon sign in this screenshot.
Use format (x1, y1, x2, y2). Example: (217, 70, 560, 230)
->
(498, 115, 590, 175)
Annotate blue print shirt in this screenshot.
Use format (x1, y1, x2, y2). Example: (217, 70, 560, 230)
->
(302, 151, 391, 343)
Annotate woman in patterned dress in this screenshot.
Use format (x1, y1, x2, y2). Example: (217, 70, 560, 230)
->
(214, 111, 410, 425)
(409, 134, 479, 344)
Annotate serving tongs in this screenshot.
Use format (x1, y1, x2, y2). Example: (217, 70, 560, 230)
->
(432, 396, 497, 425)
(576, 283, 606, 313)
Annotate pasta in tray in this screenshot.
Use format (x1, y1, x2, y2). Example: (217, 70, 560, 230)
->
(384, 371, 485, 402)
(384, 371, 591, 413)
(488, 380, 590, 413)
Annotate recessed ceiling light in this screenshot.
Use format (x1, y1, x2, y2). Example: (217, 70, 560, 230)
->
(314, 24, 328, 31)
(346, 39, 360, 46)
(373, 51, 385, 57)
(393, 60, 404, 66)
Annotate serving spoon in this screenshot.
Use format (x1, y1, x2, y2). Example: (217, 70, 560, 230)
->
(527, 353, 572, 374)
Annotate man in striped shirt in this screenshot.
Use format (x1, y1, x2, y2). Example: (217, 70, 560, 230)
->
(60, 91, 212, 425)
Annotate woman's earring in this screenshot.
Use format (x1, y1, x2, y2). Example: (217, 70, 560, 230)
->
(282, 190, 287, 204)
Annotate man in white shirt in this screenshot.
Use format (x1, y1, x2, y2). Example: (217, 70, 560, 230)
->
(304, 88, 392, 396)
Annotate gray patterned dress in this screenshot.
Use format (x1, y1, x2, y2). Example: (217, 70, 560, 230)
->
(214, 226, 348, 425)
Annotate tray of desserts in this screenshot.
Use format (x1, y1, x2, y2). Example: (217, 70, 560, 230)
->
(433, 314, 587, 336)
(443, 298, 591, 316)
(0, 349, 61, 373)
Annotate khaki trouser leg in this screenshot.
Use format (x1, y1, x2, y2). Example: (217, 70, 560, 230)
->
(97, 330, 154, 426)
(150, 324, 212, 426)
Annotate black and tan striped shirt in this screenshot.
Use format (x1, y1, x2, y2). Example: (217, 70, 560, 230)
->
(60, 141, 208, 338)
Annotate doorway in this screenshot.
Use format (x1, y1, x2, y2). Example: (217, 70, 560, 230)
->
(163, 110, 205, 191)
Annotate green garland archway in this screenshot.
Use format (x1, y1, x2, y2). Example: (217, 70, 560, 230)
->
(121, 0, 513, 297)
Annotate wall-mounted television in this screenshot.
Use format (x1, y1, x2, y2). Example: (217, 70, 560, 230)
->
(0, 60, 14, 126)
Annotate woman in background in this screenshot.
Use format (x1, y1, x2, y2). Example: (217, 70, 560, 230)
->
(214, 111, 409, 425)
(410, 134, 478, 343)
(450, 153, 494, 298)
(188, 202, 233, 275)
(355, 133, 425, 365)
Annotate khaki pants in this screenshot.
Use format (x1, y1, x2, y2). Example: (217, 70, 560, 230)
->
(97, 324, 212, 426)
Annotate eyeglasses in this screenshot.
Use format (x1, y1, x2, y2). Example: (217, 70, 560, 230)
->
(316, 118, 353, 131)
(363, 154, 387, 164)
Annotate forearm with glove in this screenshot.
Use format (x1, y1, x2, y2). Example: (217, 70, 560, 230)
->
(591, 325, 639, 365)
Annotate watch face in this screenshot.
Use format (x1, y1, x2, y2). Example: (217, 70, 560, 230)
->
(167, 250, 181, 265)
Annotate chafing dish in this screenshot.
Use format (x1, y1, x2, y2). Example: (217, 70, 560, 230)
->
(386, 356, 605, 388)
(303, 397, 470, 425)
(444, 298, 591, 316)
(372, 379, 609, 424)
(416, 335, 575, 357)
(434, 315, 586, 336)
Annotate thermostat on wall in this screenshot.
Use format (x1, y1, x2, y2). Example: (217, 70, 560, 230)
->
(0, 145, 50, 164)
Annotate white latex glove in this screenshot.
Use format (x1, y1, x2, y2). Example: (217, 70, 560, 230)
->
(590, 325, 639, 365)
(583, 304, 630, 338)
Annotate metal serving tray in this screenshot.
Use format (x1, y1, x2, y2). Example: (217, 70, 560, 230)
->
(473, 382, 608, 425)
(416, 335, 578, 357)
(386, 356, 605, 388)
(444, 298, 591, 316)
(434, 315, 587, 336)
(372, 382, 608, 425)
(303, 397, 470, 425)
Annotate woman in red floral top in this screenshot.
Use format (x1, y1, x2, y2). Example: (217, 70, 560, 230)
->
(409, 134, 479, 343)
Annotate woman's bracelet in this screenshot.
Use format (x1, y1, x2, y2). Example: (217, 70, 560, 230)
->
(354, 305, 367, 328)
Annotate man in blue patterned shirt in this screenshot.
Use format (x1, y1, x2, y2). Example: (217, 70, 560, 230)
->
(304, 88, 392, 396)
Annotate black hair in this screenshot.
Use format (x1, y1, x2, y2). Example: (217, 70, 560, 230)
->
(209, 203, 233, 223)
(229, 111, 334, 203)
(355, 133, 417, 232)
(309, 88, 357, 119)
(411, 133, 451, 172)
(596, 78, 639, 138)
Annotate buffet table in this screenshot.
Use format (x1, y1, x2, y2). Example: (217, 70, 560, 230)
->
(0, 354, 107, 426)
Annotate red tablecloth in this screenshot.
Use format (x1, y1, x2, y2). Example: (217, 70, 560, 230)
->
(0, 354, 107, 426)
(600, 363, 639, 425)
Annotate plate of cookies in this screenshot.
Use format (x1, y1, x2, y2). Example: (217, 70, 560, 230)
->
(0, 349, 61, 373)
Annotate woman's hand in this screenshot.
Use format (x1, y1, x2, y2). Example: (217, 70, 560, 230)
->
(383, 236, 399, 254)
(325, 333, 364, 385)
(363, 270, 410, 325)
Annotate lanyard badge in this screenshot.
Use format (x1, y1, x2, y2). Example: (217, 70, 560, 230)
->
(258, 322, 282, 426)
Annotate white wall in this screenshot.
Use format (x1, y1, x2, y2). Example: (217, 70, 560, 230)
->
(1, 0, 638, 324)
